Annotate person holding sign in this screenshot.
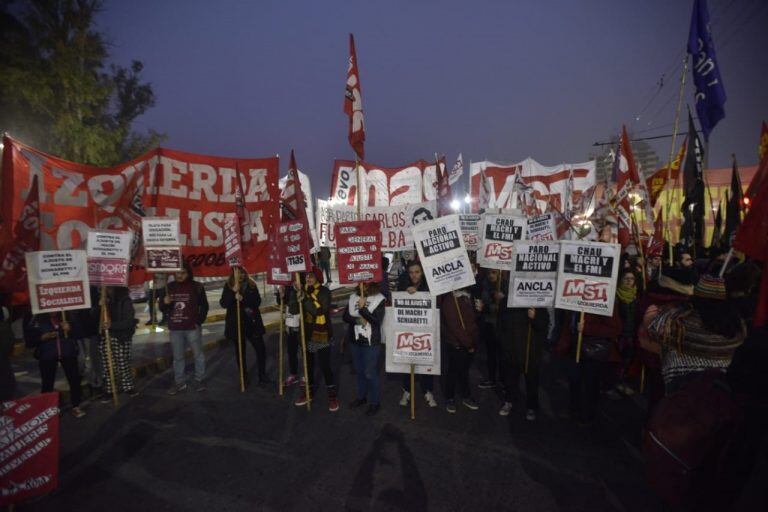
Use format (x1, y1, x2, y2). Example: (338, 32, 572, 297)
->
(162, 263, 210, 395)
(343, 281, 386, 416)
(476, 269, 505, 389)
(439, 288, 480, 413)
(294, 268, 338, 411)
(396, 261, 438, 409)
(23, 312, 86, 418)
(99, 287, 139, 401)
(277, 283, 302, 388)
(220, 268, 268, 387)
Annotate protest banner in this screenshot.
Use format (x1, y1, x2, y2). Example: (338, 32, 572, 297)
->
(384, 293, 441, 375)
(477, 213, 527, 270)
(141, 217, 180, 246)
(0, 393, 60, 506)
(507, 241, 560, 307)
(265, 225, 292, 286)
(86, 229, 132, 286)
(459, 214, 482, 251)
(526, 213, 557, 241)
(555, 240, 620, 317)
(334, 220, 382, 284)
(317, 199, 357, 247)
(0, 137, 280, 280)
(25, 250, 90, 314)
(145, 247, 182, 272)
(412, 215, 475, 295)
(222, 213, 243, 267)
(278, 219, 311, 273)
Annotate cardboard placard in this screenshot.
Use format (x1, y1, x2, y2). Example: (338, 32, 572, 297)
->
(507, 241, 560, 307)
(412, 215, 475, 295)
(334, 220, 382, 284)
(526, 213, 557, 241)
(141, 217, 180, 246)
(223, 213, 243, 267)
(278, 220, 311, 273)
(145, 247, 182, 272)
(477, 213, 527, 270)
(459, 214, 482, 251)
(554, 240, 620, 317)
(384, 292, 441, 375)
(25, 250, 91, 314)
(86, 229, 132, 286)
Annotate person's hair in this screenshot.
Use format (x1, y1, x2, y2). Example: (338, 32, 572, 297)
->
(412, 207, 433, 221)
(407, 261, 423, 272)
(181, 262, 194, 279)
(227, 267, 255, 289)
(690, 296, 743, 339)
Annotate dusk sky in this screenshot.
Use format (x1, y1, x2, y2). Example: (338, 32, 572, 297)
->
(98, 0, 768, 199)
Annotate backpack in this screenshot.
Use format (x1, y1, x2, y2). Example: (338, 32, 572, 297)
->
(643, 369, 743, 509)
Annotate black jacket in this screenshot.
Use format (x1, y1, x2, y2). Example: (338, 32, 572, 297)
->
(23, 313, 78, 361)
(220, 282, 265, 341)
(106, 290, 137, 339)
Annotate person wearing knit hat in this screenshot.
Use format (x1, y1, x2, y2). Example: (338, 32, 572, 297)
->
(649, 274, 746, 393)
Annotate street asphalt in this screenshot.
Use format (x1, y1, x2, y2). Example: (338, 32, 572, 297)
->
(15, 313, 663, 512)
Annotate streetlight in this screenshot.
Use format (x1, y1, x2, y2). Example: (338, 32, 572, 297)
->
(450, 199, 461, 212)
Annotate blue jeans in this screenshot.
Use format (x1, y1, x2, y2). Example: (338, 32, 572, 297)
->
(170, 327, 205, 384)
(350, 343, 381, 405)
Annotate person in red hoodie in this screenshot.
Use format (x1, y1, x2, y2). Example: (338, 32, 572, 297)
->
(440, 287, 480, 414)
(556, 304, 622, 424)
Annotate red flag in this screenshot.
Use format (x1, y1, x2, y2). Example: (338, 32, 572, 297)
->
(745, 123, 768, 205)
(759, 121, 768, 162)
(0, 174, 40, 304)
(435, 157, 452, 216)
(646, 137, 686, 206)
(233, 163, 255, 247)
(733, 164, 768, 326)
(280, 150, 307, 222)
(344, 34, 365, 160)
(644, 209, 664, 256)
(612, 125, 639, 248)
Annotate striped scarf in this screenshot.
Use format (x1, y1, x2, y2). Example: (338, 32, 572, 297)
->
(304, 284, 328, 342)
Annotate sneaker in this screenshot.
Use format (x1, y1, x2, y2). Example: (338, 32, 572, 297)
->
(195, 381, 206, 392)
(424, 391, 438, 408)
(294, 391, 312, 407)
(462, 398, 480, 411)
(526, 409, 537, 421)
(617, 383, 635, 396)
(445, 399, 457, 414)
(399, 390, 410, 407)
(365, 404, 380, 416)
(167, 383, 187, 396)
(349, 398, 367, 408)
(299, 375, 306, 385)
(126, 388, 139, 398)
(605, 389, 622, 401)
(499, 402, 513, 416)
(283, 374, 298, 387)
(328, 398, 340, 412)
(72, 407, 87, 418)
(99, 394, 112, 404)
(478, 380, 496, 389)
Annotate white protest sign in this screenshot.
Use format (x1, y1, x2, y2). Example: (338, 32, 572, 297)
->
(507, 241, 560, 307)
(86, 229, 133, 286)
(317, 199, 357, 248)
(526, 213, 557, 241)
(459, 214, 482, 251)
(555, 240, 620, 317)
(25, 250, 91, 314)
(384, 294, 441, 375)
(141, 217, 180, 246)
(477, 213, 527, 270)
(413, 214, 475, 295)
(361, 201, 437, 250)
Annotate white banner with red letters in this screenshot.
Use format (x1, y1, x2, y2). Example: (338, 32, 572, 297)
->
(555, 240, 620, 317)
(86, 229, 132, 286)
(334, 220, 382, 284)
(477, 213, 527, 270)
(385, 292, 441, 375)
(413, 215, 475, 295)
(25, 250, 91, 314)
(507, 241, 560, 307)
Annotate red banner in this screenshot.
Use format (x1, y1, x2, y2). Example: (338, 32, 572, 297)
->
(334, 220, 382, 284)
(0, 393, 60, 506)
(0, 137, 279, 282)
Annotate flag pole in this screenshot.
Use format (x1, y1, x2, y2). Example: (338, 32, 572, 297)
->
(410, 364, 416, 420)
(524, 324, 532, 375)
(235, 267, 245, 393)
(664, 55, 690, 265)
(100, 286, 119, 407)
(575, 311, 585, 364)
(278, 295, 285, 396)
(296, 272, 311, 411)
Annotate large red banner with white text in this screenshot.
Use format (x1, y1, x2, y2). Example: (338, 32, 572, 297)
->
(0, 137, 280, 282)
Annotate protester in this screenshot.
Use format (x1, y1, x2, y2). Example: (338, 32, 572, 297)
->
(99, 286, 139, 401)
(440, 287, 480, 413)
(278, 282, 303, 387)
(161, 263, 209, 395)
(476, 268, 504, 389)
(396, 261, 438, 408)
(317, 246, 332, 284)
(613, 270, 639, 396)
(220, 267, 268, 387)
(75, 287, 102, 396)
(294, 267, 338, 411)
(343, 281, 386, 416)
(556, 305, 622, 425)
(0, 305, 16, 401)
(24, 312, 86, 418)
(649, 274, 746, 392)
(498, 301, 549, 421)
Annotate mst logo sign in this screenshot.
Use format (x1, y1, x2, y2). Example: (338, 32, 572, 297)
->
(562, 279, 609, 302)
(484, 242, 514, 260)
(396, 332, 432, 352)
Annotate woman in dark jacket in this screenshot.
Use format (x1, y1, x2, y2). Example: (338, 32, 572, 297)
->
(439, 287, 480, 413)
(343, 281, 386, 416)
(476, 268, 505, 389)
(220, 267, 268, 386)
(100, 286, 138, 401)
(277, 280, 302, 387)
(24, 311, 86, 417)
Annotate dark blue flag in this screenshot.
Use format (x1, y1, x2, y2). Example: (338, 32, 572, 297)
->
(688, 0, 726, 140)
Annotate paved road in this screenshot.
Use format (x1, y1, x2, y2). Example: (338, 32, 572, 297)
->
(19, 315, 661, 512)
